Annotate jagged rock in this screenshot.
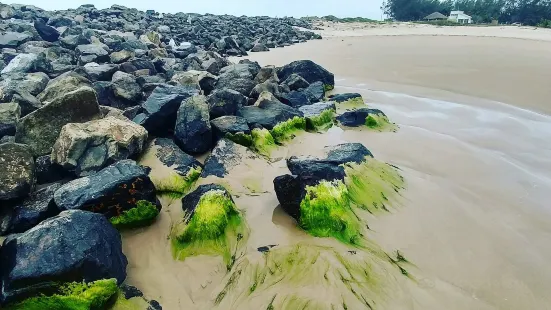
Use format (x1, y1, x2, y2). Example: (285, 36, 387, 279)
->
(0, 143, 35, 201)
(210, 115, 251, 145)
(250, 42, 269, 52)
(182, 183, 233, 214)
(237, 92, 303, 129)
(119, 58, 157, 75)
(133, 84, 198, 136)
(37, 71, 91, 103)
(83, 63, 119, 81)
(170, 70, 217, 94)
(75, 44, 109, 64)
(0, 32, 32, 49)
(214, 63, 257, 96)
(282, 73, 310, 91)
(277, 60, 335, 88)
(35, 154, 67, 185)
(1, 182, 61, 235)
(249, 80, 282, 101)
(279, 90, 311, 108)
(16, 86, 101, 156)
(299, 101, 336, 118)
(202, 138, 257, 177)
(145, 138, 202, 176)
(1, 72, 50, 96)
(110, 50, 134, 64)
(112, 71, 142, 102)
(0, 210, 128, 304)
(303, 81, 325, 103)
(1, 53, 51, 75)
(336, 108, 386, 127)
(174, 95, 212, 154)
(254, 65, 278, 84)
(207, 88, 248, 119)
(34, 19, 60, 42)
(328, 93, 363, 103)
(54, 160, 159, 216)
(51, 117, 148, 176)
(0, 102, 20, 139)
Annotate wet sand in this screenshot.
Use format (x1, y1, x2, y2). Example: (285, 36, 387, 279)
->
(122, 29, 551, 310)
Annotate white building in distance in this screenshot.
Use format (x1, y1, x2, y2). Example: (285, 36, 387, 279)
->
(448, 11, 473, 24)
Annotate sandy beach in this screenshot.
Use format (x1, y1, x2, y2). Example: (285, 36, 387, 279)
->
(119, 23, 551, 310)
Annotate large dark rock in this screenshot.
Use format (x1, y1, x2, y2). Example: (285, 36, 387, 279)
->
(174, 95, 213, 154)
(75, 44, 109, 65)
(237, 92, 303, 130)
(0, 143, 35, 201)
(207, 88, 248, 119)
(83, 63, 119, 81)
(1, 182, 61, 235)
(34, 19, 60, 42)
(277, 60, 334, 88)
(133, 84, 198, 136)
(336, 108, 386, 127)
(302, 81, 325, 103)
(0, 32, 32, 49)
(214, 63, 257, 96)
(35, 155, 67, 185)
(53, 160, 158, 218)
(210, 116, 251, 143)
(282, 73, 310, 91)
(328, 93, 362, 103)
(148, 138, 202, 176)
(202, 138, 257, 177)
(273, 143, 373, 222)
(0, 210, 128, 304)
(279, 91, 311, 108)
(15, 86, 101, 156)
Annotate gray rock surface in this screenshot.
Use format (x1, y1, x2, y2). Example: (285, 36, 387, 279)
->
(0, 143, 35, 201)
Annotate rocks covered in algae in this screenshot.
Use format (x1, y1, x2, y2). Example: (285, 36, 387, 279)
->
(269, 116, 306, 143)
(274, 143, 405, 244)
(251, 128, 277, 157)
(329, 93, 366, 113)
(299, 102, 336, 132)
(172, 184, 249, 266)
(213, 244, 400, 310)
(337, 108, 398, 132)
(110, 200, 161, 230)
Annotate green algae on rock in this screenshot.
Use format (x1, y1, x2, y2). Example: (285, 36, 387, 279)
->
(172, 187, 248, 266)
(345, 159, 405, 213)
(110, 200, 160, 230)
(151, 166, 202, 198)
(5, 279, 118, 310)
(269, 116, 306, 143)
(305, 109, 336, 132)
(214, 244, 396, 310)
(365, 113, 398, 132)
(299, 181, 362, 245)
(225, 132, 253, 147)
(251, 128, 276, 157)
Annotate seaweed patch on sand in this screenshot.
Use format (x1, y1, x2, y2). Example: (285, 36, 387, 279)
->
(151, 167, 202, 198)
(270, 116, 307, 144)
(212, 244, 402, 310)
(172, 186, 249, 267)
(345, 159, 405, 214)
(251, 128, 277, 157)
(110, 200, 161, 230)
(306, 109, 336, 132)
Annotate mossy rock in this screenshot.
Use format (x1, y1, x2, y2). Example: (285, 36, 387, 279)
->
(251, 128, 276, 157)
(109, 200, 161, 230)
(269, 116, 306, 144)
(172, 184, 248, 266)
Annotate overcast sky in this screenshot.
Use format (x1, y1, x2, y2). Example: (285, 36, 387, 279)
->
(9, 0, 385, 19)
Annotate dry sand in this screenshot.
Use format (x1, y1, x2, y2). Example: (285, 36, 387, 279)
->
(122, 23, 551, 310)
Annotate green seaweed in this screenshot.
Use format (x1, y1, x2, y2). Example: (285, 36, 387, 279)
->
(215, 244, 385, 309)
(251, 128, 276, 157)
(364, 114, 398, 132)
(110, 200, 160, 230)
(306, 109, 336, 132)
(299, 181, 362, 245)
(344, 159, 405, 214)
(6, 279, 118, 310)
(225, 132, 253, 147)
(324, 84, 335, 92)
(172, 190, 248, 265)
(335, 97, 365, 113)
(269, 116, 306, 143)
(151, 167, 202, 198)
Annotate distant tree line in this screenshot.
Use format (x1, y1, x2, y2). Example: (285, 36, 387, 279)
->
(383, 0, 551, 25)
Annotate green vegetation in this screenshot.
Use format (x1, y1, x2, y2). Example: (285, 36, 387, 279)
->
(364, 113, 397, 132)
(151, 167, 202, 198)
(335, 97, 365, 113)
(6, 279, 118, 310)
(306, 109, 335, 132)
(225, 132, 253, 147)
(538, 19, 551, 28)
(270, 117, 306, 144)
(172, 190, 248, 266)
(110, 200, 160, 230)
(299, 181, 362, 245)
(323, 84, 335, 92)
(215, 244, 385, 309)
(322, 15, 378, 23)
(251, 128, 276, 157)
(345, 159, 405, 214)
